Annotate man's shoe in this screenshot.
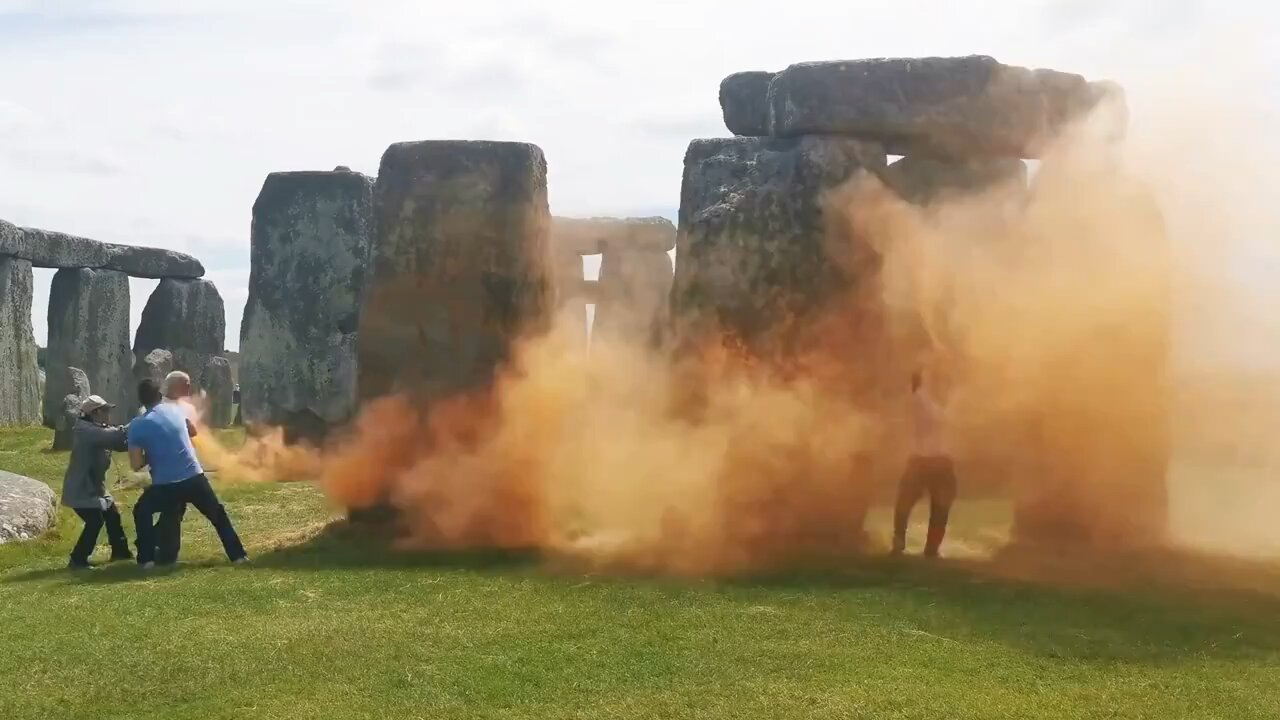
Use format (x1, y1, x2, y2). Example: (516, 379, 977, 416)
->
(67, 560, 96, 571)
(232, 556, 251, 566)
(139, 561, 156, 570)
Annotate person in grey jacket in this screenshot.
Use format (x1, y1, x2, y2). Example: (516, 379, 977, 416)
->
(61, 395, 133, 570)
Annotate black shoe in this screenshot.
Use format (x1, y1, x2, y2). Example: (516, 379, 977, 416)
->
(67, 560, 96, 571)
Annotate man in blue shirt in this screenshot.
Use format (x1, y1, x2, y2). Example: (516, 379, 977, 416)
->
(128, 377, 248, 568)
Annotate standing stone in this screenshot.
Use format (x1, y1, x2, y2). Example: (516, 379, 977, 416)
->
(550, 217, 677, 347)
(549, 246, 589, 346)
(51, 367, 90, 451)
(767, 57, 1104, 158)
(593, 245, 674, 346)
(133, 278, 225, 401)
(202, 356, 234, 429)
(135, 348, 175, 386)
(0, 256, 40, 425)
(719, 71, 775, 137)
(0, 470, 57, 543)
(239, 169, 374, 442)
(359, 140, 552, 404)
(46, 269, 132, 425)
(671, 136, 887, 354)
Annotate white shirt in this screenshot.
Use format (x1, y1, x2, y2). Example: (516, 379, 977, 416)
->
(911, 387, 948, 458)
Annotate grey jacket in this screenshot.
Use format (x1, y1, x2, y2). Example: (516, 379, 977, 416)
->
(61, 419, 129, 510)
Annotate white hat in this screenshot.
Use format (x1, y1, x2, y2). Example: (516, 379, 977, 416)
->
(79, 395, 115, 415)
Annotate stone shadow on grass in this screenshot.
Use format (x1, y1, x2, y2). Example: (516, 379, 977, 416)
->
(251, 520, 542, 573)
(727, 544, 1280, 665)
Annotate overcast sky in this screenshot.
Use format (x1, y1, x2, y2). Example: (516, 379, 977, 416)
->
(0, 0, 1274, 352)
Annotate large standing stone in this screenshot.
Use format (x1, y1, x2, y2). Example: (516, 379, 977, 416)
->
(51, 367, 90, 451)
(133, 278, 226, 395)
(768, 56, 1105, 158)
(0, 218, 204, 278)
(719, 71, 775, 137)
(359, 141, 552, 403)
(549, 217, 677, 347)
(135, 348, 175, 385)
(45, 269, 132, 425)
(202, 356, 234, 429)
(0, 256, 41, 425)
(671, 136, 886, 353)
(0, 471, 57, 543)
(593, 245, 674, 346)
(239, 168, 374, 441)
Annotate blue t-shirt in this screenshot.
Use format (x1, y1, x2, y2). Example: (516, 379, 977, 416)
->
(128, 402, 203, 485)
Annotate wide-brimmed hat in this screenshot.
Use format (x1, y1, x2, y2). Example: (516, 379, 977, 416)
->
(79, 395, 115, 415)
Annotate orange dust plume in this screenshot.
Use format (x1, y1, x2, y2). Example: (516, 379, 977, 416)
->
(261, 48, 1280, 571)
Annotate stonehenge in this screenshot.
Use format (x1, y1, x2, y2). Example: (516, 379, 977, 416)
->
(0, 218, 218, 430)
(0, 53, 1162, 551)
(357, 140, 553, 404)
(239, 168, 374, 443)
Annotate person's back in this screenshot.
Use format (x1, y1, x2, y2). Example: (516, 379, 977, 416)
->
(129, 402, 202, 485)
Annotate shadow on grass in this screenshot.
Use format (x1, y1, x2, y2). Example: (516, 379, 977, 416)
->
(727, 543, 1280, 663)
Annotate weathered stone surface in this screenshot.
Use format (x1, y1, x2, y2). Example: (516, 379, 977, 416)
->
(0, 218, 204, 278)
(0, 256, 41, 425)
(671, 136, 886, 351)
(135, 348, 175, 385)
(552, 217, 676, 254)
(134, 279, 226, 396)
(51, 367, 90, 451)
(0, 470, 57, 543)
(46, 269, 132, 425)
(593, 246, 674, 346)
(359, 140, 552, 403)
(882, 155, 1028, 205)
(768, 56, 1106, 159)
(239, 169, 374, 438)
(202, 356, 234, 429)
(720, 71, 775, 136)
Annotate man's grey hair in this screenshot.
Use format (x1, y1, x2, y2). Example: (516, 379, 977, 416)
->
(162, 370, 192, 398)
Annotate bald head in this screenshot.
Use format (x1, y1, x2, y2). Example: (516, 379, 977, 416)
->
(162, 370, 192, 400)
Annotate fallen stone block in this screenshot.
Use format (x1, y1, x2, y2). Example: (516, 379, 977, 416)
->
(0, 471, 57, 543)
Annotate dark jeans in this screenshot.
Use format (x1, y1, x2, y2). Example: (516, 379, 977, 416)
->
(133, 474, 247, 565)
(70, 505, 132, 564)
(153, 507, 185, 565)
(893, 456, 958, 556)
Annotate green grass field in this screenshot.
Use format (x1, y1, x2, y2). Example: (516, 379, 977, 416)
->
(2, 426, 1279, 720)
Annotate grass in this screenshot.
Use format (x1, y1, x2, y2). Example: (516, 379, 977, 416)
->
(2, 427, 1280, 719)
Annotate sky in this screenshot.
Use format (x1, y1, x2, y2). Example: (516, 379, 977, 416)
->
(0, 0, 1275, 352)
